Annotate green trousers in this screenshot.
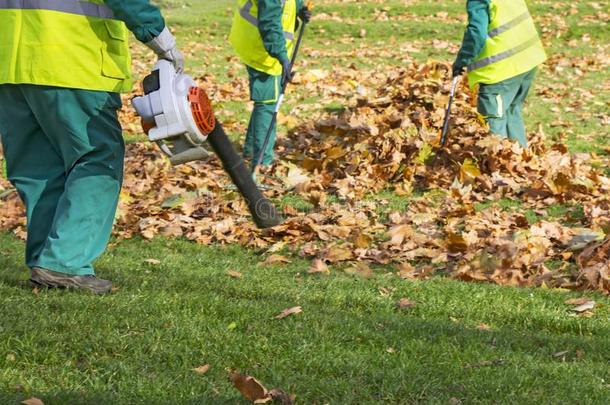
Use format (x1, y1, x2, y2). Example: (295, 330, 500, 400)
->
(477, 68, 537, 147)
(0, 84, 124, 276)
(243, 66, 281, 167)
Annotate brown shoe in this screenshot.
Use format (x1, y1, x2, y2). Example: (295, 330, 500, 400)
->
(30, 267, 113, 295)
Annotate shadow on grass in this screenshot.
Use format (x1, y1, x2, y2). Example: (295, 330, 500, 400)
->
(0, 245, 28, 288)
(0, 391, 239, 405)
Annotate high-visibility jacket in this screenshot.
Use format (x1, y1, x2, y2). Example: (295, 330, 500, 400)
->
(229, 0, 297, 76)
(467, 0, 546, 89)
(0, 0, 132, 92)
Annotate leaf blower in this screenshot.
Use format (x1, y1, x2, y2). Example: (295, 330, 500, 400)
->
(132, 60, 283, 229)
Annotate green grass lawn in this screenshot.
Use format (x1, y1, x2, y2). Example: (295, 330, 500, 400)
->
(1, 234, 609, 404)
(1, 0, 610, 403)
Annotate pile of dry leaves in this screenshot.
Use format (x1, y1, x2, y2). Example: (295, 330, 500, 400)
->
(1, 61, 608, 293)
(276, 61, 610, 293)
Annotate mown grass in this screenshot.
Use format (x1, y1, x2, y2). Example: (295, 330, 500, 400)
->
(1, 0, 609, 403)
(1, 234, 609, 404)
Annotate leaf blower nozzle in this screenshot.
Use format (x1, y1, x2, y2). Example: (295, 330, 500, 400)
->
(132, 60, 283, 229)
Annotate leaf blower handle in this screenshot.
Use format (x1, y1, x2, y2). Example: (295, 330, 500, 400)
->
(440, 76, 460, 148)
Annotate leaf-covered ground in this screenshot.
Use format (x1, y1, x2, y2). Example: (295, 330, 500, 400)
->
(4, 1, 608, 294)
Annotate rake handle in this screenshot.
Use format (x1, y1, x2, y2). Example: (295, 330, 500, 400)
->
(440, 76, 460, 148)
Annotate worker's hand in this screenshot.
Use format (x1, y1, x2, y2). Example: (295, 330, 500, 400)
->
(298, 7, 312, 24)
(162, 47, 185, 74)
(452, 63, 466, 78)
(145, 27, 185, 73)
(280, 58, 293, 87)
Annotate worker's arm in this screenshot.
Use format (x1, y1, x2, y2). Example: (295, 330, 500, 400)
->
(258, 0, 289, 63)
(453, 0, 490, 76)
(103, 0, 165, 42)
(103, 0, 184, 72)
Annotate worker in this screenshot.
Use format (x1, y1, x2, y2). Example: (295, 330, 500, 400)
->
(0, 0, 184, 294)
(452, 0, 547, 147)
(230, 0, 312, 177)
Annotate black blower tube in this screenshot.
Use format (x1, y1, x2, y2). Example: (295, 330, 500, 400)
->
(206, 121, 283, 229)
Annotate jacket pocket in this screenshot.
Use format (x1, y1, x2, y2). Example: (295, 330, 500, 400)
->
(101, 47, 127, 80)
(104, 21, 127, 41)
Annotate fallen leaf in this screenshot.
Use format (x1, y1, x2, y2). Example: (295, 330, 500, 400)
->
(161, 193, 190, 209)
(307, 259, 329, 275)
(344, 262, 373, 278)
(353, 233, 372, 249)
(192, 364, 210, 375)
(378, 287, 391, 297)
(280, 163, 311, 189)
(570, 300, 596, 313)
(261, 255, 291, 266)
(476, 323, 491, 331)
(396, 298, 416, 310)
(388, 224, 414, 246)
(565, 228, 605, 251)
(21, 399, 44, 405)
(144, 258, 161, 265)
(397, 262, 432, 280)
(229, 371, 272, 404)
(446, 233, 468, 254)
(324, 246, 353, 263)
(227, 270, 243, 278)
(274, 306, 303, 320)
(269, 389, 294, 405)
(459, 158, 481, 183)
(564, 297, 592, 305)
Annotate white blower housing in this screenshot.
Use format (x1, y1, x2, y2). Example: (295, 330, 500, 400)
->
(132, 60, 215, 165)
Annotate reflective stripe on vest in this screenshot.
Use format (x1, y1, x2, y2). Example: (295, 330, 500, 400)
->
(467, 0, 546, 89)
(487, 11, 530, 38)
(239, 0, 295, 41)
(468, 35, 540, 71)
(0, 0, 116, 19)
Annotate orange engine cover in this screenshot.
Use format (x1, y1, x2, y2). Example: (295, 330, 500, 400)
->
(188, 87, 216, 136)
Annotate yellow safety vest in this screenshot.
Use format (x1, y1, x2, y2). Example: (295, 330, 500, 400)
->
(229, 0, 297, 76)
(467, 0, 547, 89)
(0, 0, 132, 93)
